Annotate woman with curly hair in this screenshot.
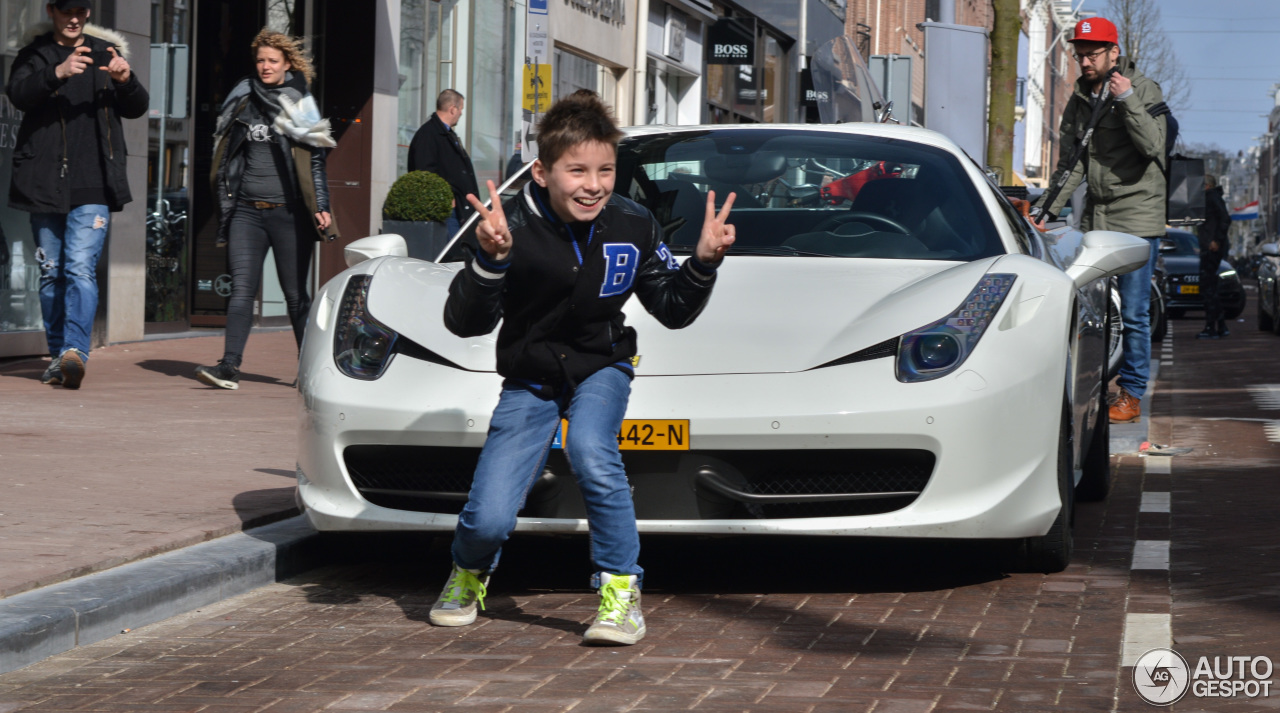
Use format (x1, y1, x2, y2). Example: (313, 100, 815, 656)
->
(196, 28, 338, 390)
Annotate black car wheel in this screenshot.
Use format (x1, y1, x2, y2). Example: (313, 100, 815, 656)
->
(1017, 401, 1074, 574)
(1258, 287, 1273, 331)
(1149, 281, 1166, 342)
(1078, 324, 1112, 502)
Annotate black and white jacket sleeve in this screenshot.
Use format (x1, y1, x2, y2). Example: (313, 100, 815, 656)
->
(443, 247, 509, 338)
(632, 214, 718, 330)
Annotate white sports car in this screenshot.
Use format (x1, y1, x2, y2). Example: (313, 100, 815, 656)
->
(296, 124, 1150, 573)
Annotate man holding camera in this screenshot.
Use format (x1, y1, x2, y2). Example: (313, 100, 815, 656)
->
(1034, 17, 1167, 424)
(6, 0, 148, 389)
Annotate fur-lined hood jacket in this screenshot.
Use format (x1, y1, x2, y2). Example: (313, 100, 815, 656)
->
(5, 22, 149, 213)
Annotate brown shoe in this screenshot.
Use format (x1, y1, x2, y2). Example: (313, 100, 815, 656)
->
(1109, 388, 1141, 423)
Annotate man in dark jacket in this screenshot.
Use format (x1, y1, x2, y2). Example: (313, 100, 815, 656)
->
(407, 89, 479, 236)
(6, 0, 148, 389)
(1197, 174, 1231, 339)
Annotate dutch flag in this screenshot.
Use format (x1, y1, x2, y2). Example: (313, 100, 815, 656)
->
(1231, 200, 1259, 221)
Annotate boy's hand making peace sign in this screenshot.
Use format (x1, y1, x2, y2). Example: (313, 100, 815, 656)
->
(696, 190, 736, 266)
(466, 180, 513, 262)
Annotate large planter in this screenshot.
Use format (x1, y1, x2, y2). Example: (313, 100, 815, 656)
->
(381, 219, 451, 261)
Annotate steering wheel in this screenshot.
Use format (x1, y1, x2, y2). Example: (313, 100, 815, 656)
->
(811, 211, 910, 235)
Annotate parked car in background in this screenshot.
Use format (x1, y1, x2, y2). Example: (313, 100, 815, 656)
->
(1255, 242, 1280, 332)
(1160, 229, 1245, 320)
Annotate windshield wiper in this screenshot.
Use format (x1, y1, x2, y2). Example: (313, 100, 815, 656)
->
(732, 245, 836, 257)
(668, 244, 834, 257)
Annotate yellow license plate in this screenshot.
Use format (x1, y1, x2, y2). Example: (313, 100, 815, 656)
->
(1180, 284, 1199, 294)
(557, 419, 690, 450)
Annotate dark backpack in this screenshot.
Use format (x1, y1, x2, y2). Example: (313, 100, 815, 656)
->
(1146, 102, 1203, 224)
(1147, 101, 1179, 163)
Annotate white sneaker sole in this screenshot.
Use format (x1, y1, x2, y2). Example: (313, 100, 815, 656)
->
(583, 623, 646, 645)
(428, 607, 478, 627)
(195, 368, 239, 390)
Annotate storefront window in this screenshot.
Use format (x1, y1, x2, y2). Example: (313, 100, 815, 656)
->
(554, 48, 617, 106)
(398, 0, 458, 175)
(467, 0, 514, 188)
(0, 0, 47, 338)
(146, 0, 191, 324)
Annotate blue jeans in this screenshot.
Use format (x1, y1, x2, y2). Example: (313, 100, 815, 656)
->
(452, 367, 642, 584)
(32, 205, 110, 359)
(1116, 237, 1159, 399)
(445, 209, 461, 238)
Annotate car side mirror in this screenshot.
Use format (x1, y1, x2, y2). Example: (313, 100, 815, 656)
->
(1066, 230, 1152, 290)
(1262, 242, 1280, 257)
(344, 234, 408, 268)
(1159, 238, 1177, 253)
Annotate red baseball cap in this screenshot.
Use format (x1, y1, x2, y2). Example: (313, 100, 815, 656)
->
(1069, 17, 1118, 45)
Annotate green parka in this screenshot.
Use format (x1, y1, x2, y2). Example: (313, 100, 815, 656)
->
(1039, 57, 1167, 237)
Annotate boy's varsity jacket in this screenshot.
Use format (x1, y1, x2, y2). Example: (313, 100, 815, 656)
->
(444, 181, 718, 394)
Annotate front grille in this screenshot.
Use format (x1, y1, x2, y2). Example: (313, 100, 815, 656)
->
(697, 449, 934, 518)
(342, 446, 935, 520)
(344, 445, 479, 514)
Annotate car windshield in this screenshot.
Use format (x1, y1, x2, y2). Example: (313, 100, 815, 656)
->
(1164, 231, 1199, 256)
(441, 128, 1004, 262)
(619, 129, 1003, 260)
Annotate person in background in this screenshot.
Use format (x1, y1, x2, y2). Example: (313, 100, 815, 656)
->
(6, 0, 149, 389)
(408, 89, 479, 236)
(194, 28, 336, 390)
(1033, 16, 1167, 424)
(1197, 174, 1231, 339)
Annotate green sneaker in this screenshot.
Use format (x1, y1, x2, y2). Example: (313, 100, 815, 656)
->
(583, 573, 645, 645)
(428, 563, 488, 627)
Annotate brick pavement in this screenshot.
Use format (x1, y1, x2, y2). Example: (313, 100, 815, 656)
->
(0, 331, 300, 599)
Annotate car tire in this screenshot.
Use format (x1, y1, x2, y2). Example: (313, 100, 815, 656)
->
(1106, 287, 1123, 381)
(1149, 282, 1167, 342)
(1225, 304, 1244, 320)
(1259, 288, 1274, 331)
(1272, 287, 1280, 336)
(1016, 402, 1074, 574)
(1076, 379, 1112, 503)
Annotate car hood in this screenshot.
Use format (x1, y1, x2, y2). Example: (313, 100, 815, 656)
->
(365, 255, 1004, 375)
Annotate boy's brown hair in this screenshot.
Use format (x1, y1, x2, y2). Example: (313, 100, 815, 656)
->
(535, 90, 624, 168)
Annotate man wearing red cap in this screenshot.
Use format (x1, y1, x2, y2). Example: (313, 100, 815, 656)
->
(1034, 16, 1167, 425)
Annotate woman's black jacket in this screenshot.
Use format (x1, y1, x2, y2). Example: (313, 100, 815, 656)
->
(212, 88, 330, 244)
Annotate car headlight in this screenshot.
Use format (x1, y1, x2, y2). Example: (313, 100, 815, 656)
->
(334, 275, 399, 380)
(896, 273, 1015, 383)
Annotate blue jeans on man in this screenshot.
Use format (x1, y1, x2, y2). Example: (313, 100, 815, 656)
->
(32, 204, 110, 359)
(452, 367, 643, 584)
(1115, 236, 1159, 399)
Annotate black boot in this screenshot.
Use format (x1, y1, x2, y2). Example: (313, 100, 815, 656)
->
(1197, 324, 1220, 339)
(1217, 319, 1230, 337)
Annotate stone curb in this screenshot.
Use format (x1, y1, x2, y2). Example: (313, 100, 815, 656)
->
(0, 515, 320, 675)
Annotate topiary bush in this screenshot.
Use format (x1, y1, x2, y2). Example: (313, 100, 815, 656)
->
(383, 171, 454, 223)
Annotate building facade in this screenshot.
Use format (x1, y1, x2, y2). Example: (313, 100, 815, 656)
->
(0, 0, 847, 358)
